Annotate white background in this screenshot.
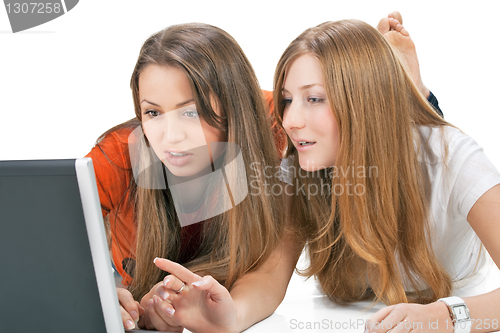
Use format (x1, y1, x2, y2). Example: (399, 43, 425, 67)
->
(1, 0, 499, 169)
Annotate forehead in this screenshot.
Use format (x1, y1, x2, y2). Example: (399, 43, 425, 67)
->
(138, 64, 193, 105)
(283, 54, 324, 88)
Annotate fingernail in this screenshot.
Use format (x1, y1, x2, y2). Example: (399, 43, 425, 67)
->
(148, 298, 154, 308)
(126, 319, 135, 330)
(158, 289, 169, 300)
(163, 276, 171, 287)
(192, 280, 205, 287)
(165, 307, 175, 315)
(154, 257, 160, 263)
(130, 310, 138, 320)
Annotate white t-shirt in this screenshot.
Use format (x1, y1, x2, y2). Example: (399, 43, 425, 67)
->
(280, 125, 500, 296)
(417, 125, 500, 295)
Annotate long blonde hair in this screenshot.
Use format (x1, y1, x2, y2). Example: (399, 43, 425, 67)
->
(274, 20, 452, 305)
(100, 23, 283, 300)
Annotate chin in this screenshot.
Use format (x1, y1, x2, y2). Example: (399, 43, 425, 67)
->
(162, 164, 194, 178)
(165, 163, 214, 181)
(169, 170, 193, 178)
(299, 163, 327, 172)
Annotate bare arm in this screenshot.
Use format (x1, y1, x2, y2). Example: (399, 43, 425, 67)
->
(230, 231, 303, 330)
(231, 184, 303, 330)
(367, 184, 500, 333)
(464, 183, 500, 332)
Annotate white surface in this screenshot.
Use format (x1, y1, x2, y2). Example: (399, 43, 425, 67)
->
(247, 252, 385, 333)
(244, 250, 500, 332)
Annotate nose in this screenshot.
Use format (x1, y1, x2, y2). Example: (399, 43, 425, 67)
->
(161, 113, 186, 144)
(282, 100, 305, 131)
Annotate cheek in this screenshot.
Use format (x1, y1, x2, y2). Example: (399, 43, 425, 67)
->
(281, 109, 290, 131)
(312, 108, 337, 136)
(201, 123, 226, 161)
(201, 122, 226, 144)
(142, 122, 159, 147)
(141, 123, 167, 161)
(318, 109, 339, 163)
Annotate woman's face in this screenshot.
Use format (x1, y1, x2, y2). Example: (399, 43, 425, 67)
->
(139, 64, 225, 178)
(282, 54, 339, 171)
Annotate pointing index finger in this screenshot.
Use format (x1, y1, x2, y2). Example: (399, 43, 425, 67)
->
(154, 257, 201, 284)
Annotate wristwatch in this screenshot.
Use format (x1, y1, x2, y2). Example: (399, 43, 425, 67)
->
(437, 296, 472, 333)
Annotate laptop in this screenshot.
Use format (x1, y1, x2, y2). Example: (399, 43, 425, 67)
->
(0, 158, 133, 332)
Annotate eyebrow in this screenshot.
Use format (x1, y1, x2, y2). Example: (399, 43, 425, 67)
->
(281, 83, 324, 93)
(140, 98, 195, 108)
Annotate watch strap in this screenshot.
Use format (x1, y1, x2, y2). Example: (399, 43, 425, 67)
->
(438, 296, 472, 333)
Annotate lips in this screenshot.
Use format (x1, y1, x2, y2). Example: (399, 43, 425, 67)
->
(164, 148, 192, 155)
(167, 151, 189, 157)
(163, 149, 193, 167)
(290, 137, 316, 152)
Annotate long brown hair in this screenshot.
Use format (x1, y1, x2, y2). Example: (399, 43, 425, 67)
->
(274, 19, 452, 305)
(100, 23, 283, 300)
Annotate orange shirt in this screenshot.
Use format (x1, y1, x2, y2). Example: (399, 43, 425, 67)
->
(86, 90, 284, 285)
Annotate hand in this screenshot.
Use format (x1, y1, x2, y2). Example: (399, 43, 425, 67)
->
(138, 280, 183, 332)
(151, 257, 239, 333)
(116, 287, 144, 330)
(366, 301, 453, 333)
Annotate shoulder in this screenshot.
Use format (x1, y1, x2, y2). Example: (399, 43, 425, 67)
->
(262, 89, 275, 118)
(97, 125, 137, 152)
(88, 124, 139, 170)
(84, 123, 140, 215)
(417, 125, 481, 164)
(420, 125, 500, 216)
(418, 124, 499, 179)
(262, 90, 273, 106)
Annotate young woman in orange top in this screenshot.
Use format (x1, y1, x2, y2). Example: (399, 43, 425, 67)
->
(86, 23, 299, 332)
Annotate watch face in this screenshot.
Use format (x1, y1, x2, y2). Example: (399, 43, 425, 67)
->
(453, 305, 469, 320)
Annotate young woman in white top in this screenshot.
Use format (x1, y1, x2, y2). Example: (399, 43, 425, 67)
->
(274, 18, 500, 333)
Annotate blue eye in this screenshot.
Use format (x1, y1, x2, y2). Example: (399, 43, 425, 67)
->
(183, 110, 199, 118)
(144, 110, 160, 117)
(282, 98, 292, 107)
(308, 97, 324, 104)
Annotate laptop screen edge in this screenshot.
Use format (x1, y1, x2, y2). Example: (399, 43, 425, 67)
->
(75, 157, 125, 333)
